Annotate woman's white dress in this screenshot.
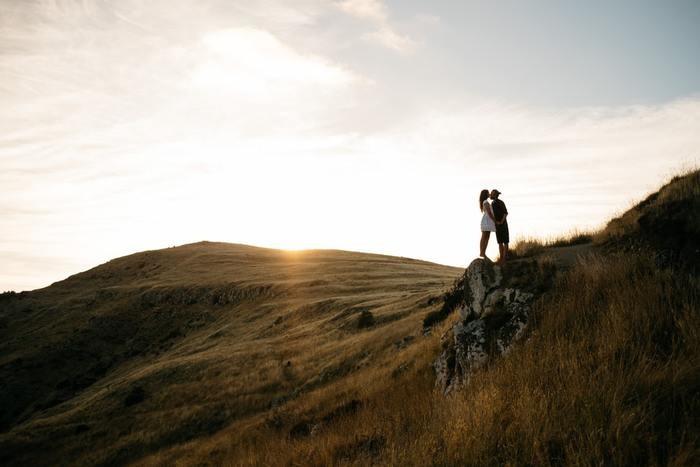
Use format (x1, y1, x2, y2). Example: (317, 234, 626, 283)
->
(481, 199, 496, 232)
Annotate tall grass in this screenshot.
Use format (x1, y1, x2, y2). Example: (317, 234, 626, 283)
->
(221, 252, 699, 466)
(598, 168, 700, 244)
(511, 229, 594, 259)
(514, 167, 699, 259)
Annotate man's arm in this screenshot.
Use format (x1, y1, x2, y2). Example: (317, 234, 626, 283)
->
(496, 201, 508, 224)
(500, 203, 508, 224)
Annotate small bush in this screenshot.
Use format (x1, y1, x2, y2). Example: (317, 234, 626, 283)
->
(124, 386, 146, 407)
(422, 274, 466, 329)
(357, 310, 375, 328)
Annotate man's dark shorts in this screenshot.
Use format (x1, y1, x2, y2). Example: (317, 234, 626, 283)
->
(496, 223, 509, 244)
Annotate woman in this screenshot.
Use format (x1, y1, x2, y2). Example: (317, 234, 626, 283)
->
(479, 189, 496, 259)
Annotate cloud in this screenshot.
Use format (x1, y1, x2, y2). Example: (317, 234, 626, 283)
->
(1, 0, 698, 292)
(365, 27, 414, 53)
(336, 0, 414, 53)
(0, 1, 361, 177)
(337, 0, 386, 21)
(192, 28, 356, 96)
(362, 97, 700, 233)
(0, 0, 372, 291)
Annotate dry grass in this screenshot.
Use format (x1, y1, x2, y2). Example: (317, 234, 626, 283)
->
(0, 243, 461, 466)
(208, 252, 699, 466)
(2, 170, 698, 466)
(513, 168, 699, 262)
(597, 168, 700, 244)
(153, 170, 700, 466)
(510, 229, 594, 259)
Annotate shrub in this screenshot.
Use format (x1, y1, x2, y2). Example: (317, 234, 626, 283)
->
(357, 310, 375, 328)
(422, 274, 466, 329)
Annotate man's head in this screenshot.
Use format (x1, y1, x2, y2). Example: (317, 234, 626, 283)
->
(490, 189, 501, 199)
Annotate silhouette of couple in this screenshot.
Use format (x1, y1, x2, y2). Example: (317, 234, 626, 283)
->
(479, 189, 509, 264)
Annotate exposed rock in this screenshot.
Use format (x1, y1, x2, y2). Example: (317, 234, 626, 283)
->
(453, 319, 488, 376)
(459, 258, 502, 320)
(434, 258, 540, 394)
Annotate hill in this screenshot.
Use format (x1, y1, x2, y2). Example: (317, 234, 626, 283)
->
(224, 170, 697, 466)
(0, 243, 460, 465)
(599, 168, 700, 273)
(1, 169, 698, 466)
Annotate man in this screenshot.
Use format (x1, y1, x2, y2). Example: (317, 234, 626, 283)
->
(490, 189, 509, 264)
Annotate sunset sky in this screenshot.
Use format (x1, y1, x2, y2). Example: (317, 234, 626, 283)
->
(2, 0, 699, 291)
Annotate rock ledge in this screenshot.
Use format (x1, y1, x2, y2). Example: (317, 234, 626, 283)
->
(434, 258, 539, 393)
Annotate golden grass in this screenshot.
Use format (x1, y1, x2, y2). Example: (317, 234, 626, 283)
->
(513, 168, 699, 260)
(200, 252, 699, 466)
(0, 243, 461, 466)
(596, 168, 700, 243)
(3, 170, 698, 466)
(162, 170, 699, 465)
(510, 229, 594, 259)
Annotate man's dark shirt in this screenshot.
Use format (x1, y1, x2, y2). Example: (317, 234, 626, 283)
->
(492, 198, 508, 225)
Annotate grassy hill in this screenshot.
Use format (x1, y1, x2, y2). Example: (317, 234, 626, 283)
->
(0, 243, 460, 465)
(1, 169, 698, 466)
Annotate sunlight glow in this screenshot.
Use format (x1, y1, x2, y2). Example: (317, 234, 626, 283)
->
(1, 0, 698, 291)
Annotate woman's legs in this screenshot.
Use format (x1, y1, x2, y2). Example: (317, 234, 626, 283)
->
(480, 231, 491, 258)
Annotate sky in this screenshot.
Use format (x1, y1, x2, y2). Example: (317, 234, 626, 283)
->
(1, 0, 699, 292)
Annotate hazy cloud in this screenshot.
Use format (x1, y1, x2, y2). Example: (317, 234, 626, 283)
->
(336, 0, 414, 53)
(192, 27, 357, 95)
(1, 0, 698, 291)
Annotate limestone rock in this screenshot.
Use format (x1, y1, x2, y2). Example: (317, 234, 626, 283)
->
(496, 310, 529, 355)
(434, 258, 539, 394)
(458, 258, 503, 320)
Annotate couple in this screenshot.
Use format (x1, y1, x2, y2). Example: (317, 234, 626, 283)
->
(479, 189, 509, 264)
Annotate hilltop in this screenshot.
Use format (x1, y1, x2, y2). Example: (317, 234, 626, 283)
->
(0, 243, 460, 465)
(600, 168, 700, 272)
(0, 169, 698, 466)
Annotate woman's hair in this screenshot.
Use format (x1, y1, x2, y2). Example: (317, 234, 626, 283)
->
(479, 189, 489, 211)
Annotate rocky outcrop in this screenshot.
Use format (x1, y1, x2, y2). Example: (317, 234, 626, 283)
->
(434, 258, 541, 394)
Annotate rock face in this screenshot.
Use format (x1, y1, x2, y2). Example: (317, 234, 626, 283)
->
(434, 258, 535, 393)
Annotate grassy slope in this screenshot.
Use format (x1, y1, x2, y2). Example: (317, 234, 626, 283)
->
(2, 170, 698, 466)
(220, 253, 698, 467)
(135, 172, 699, 466)
(0, 242, 460, 465)
(204, 170, 697, 466)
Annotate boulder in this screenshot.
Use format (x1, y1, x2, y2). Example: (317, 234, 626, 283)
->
(434, 258, 537, 394)
(458, 257, 502, 320)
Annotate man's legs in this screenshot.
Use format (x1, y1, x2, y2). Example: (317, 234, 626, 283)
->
(496, 224, 509, 264)
(498, 242, 508, 264)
